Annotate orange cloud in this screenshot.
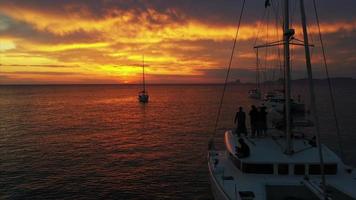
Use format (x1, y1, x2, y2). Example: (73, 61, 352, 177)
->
(1, 3, 355, 84)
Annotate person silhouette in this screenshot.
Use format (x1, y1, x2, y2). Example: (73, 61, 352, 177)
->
(258, 106, 268, 136)
(234, 107, 247, 137)
(249, 105, 258, 137)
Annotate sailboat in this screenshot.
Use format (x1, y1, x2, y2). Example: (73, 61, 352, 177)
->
(262, 90, 306, 116)
(138, 55, 149, 103)
(208, 0, 356, 199)
(248, 88, 261, 99)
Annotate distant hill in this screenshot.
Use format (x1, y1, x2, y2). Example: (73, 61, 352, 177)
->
(292, 77, 356, 84)
(230, 77, 356, 85)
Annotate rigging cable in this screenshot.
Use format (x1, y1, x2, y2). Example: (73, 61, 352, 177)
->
(301, 0, 326, 197)
(270, 0, 277, 84)
(253, 7, 268, 92)
(253, 9, 268, 47)
(289, 0, 299, 87)
(290, 0, 298, 29)
(271, 0, 284, 87)
(264, 8, 270, 83)
(312, 0, 345, 161)
(209, 0, 246, 150)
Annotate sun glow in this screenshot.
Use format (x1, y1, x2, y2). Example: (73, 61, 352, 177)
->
(0, 2, 355, 84)
(0, 39, 16, 51)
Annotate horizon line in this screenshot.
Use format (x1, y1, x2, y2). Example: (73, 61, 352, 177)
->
(0, 77, 354, 86)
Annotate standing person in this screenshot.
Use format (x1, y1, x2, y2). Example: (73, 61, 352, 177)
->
(234, 107, 247, 137)
(249, 105, 258, 137)
(259, 107, 268, 136)
(256, 107, 262, 137)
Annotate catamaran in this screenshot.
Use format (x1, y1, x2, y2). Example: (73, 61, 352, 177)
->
(138, 55, 149, 103)
(208, 0, 356, 199)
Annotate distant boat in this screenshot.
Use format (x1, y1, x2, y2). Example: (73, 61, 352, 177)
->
(208, 0, 356, 199)
(248, 88, 261, 99)
(138, 55, 149, 103)
(262, 90, 311, 129)
(263, 90, 305, 114)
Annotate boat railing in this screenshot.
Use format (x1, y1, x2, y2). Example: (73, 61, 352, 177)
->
(228, 149, 338, 176)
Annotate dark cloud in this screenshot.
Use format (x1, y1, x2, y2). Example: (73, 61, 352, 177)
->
(0, 14, 101, 44)
(198, 68, 255, 83)
(197, 65, 340, 83)
(0, 74, 121, 85)
(1, 64, 79, 68)
(0, 74, 35, 84)
(146, 73, 203, 84)
(1, 0, 355, 26)
(0, 71, 83, 76)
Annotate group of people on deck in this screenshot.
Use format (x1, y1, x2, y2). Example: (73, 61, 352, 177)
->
(234, 105, 268, 137)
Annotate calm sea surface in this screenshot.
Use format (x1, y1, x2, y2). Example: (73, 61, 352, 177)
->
(1, 84, 356, 199)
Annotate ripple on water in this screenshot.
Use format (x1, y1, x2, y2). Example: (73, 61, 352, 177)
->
(1, 84, 356, 199)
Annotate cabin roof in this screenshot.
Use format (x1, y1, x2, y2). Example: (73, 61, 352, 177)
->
(225, 131, 341, 164)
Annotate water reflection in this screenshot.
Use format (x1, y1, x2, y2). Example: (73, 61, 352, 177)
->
(0, 84, 355, 199)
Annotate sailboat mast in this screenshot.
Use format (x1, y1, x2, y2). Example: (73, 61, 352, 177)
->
(256, 49, 260, 89)
(300, 0, 326, 195)
(283, 0, 293, 154)
(142, 55, 146, 92)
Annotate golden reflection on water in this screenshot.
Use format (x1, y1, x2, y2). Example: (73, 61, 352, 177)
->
(1, 84, 356, 199)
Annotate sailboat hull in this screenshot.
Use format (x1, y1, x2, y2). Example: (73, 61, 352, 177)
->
(209, 174, 228, 200)
(138, 94, 149, 103)
(139, 55, 149, 103)
(248, 89, 261, 99)
(208, 155, 229, 200)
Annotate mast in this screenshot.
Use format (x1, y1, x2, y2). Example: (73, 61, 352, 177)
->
(300, 0, 326, 196)
(256, 49, 260, 90)
(283, 0, 293, 154)
(142, 55, 146, 92)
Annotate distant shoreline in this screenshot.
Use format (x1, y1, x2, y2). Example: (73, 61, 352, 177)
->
(0, 77, 355, 86)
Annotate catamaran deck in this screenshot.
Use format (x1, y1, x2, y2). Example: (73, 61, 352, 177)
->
(209, 151, 356, 199)
(209, 132, 356, 200)
(226, 133, 341, 164)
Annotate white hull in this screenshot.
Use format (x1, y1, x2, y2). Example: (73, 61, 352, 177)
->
(209, 175, 229, 200)
(208, 131, 356, 200)
(208, 157, 230, 200)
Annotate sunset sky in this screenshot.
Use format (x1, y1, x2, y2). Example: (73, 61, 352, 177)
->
(0, 0, 355, 84)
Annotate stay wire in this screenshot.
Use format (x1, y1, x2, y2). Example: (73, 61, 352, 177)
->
(312, 0, 345, 161)
(253, 6, 267, 92)
(264, 9, 270, 83)
(253, 9, 268, 47)
(271, 0, 283, 86)
(209, 0, 246, 149)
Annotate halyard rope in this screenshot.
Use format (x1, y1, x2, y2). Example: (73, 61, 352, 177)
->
(209, 0, 246, 150)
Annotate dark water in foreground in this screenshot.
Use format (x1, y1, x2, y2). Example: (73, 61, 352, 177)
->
(1, 84, 356, 199)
